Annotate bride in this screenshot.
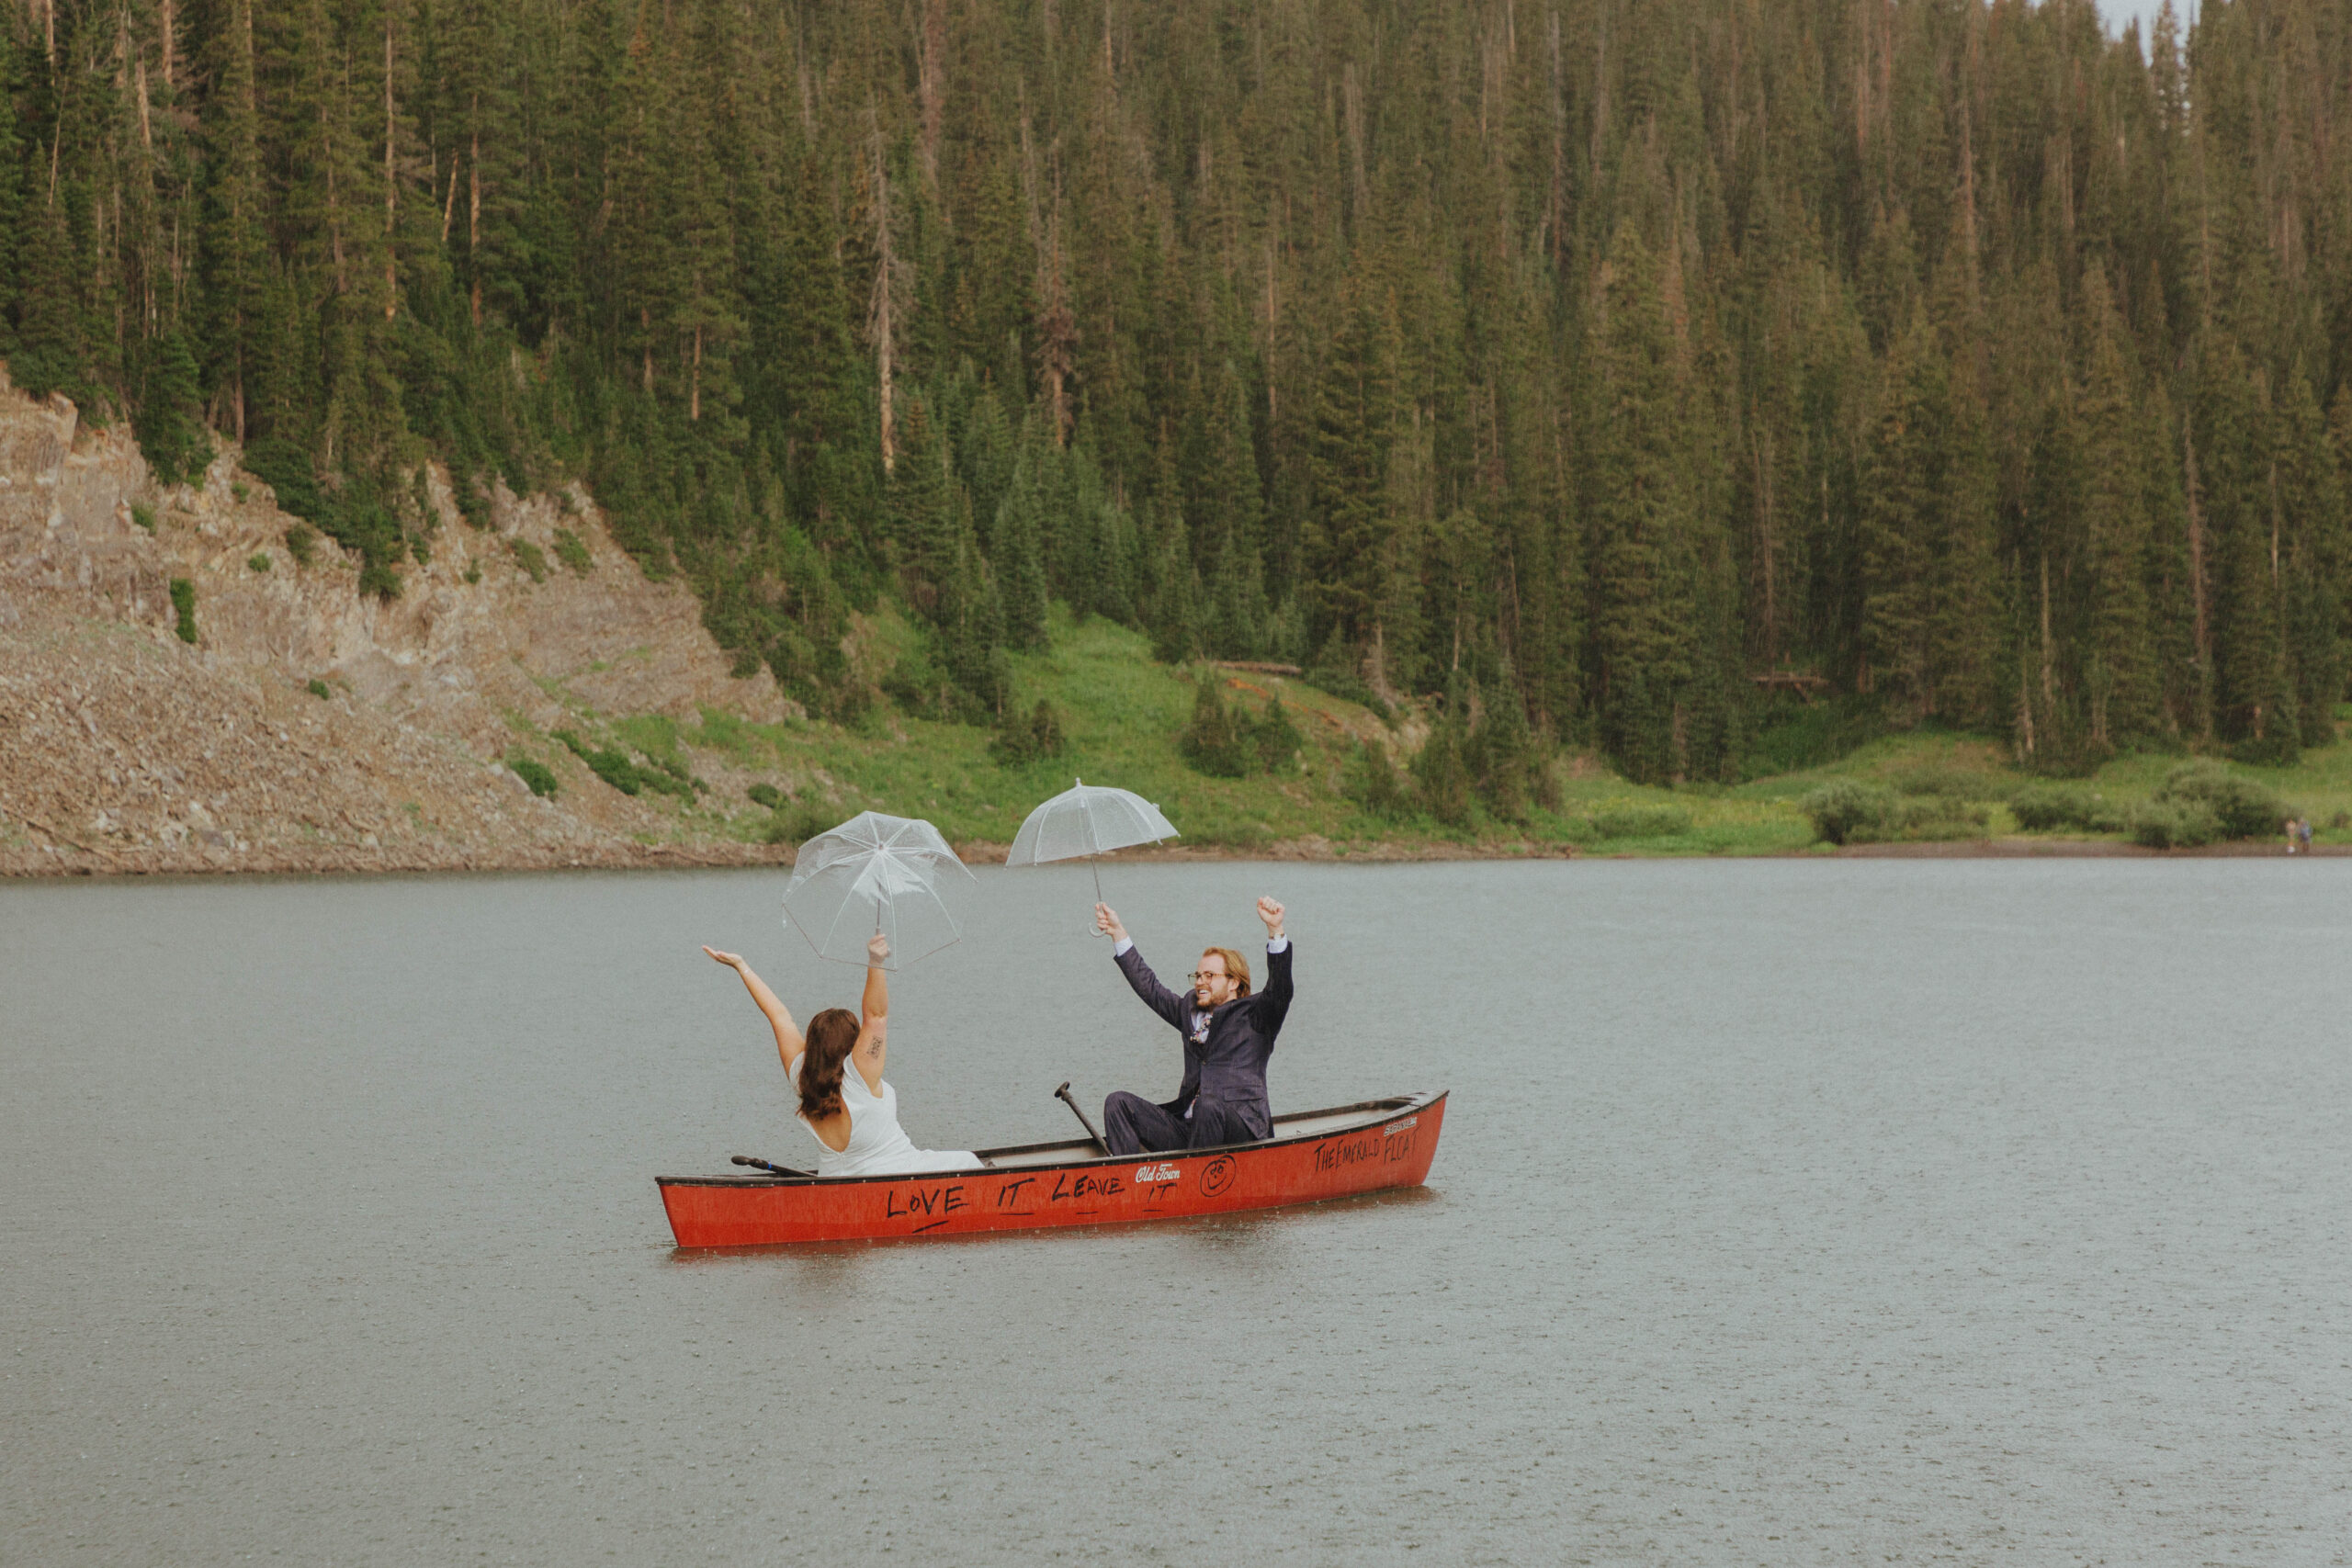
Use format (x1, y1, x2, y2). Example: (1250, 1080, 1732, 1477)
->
(703, 935, 982, 1178)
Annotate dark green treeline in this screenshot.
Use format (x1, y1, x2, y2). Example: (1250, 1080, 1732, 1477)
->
(7, 0, 2352, 777)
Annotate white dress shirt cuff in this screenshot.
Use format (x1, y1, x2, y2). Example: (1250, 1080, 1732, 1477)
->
(1266, 936, 1290, 953)
(1113, 937, 1135, 957)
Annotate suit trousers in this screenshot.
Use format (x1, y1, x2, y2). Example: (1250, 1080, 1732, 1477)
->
(1102, 1090, 1261, 1156)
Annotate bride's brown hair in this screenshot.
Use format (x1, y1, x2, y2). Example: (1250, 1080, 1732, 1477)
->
(797, 1009, 861, 1121)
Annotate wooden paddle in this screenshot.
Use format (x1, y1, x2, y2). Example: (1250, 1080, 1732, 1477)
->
(1054, 1081, 1108, 1154)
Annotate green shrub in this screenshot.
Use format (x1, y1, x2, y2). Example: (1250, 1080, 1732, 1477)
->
(1343, 740, 1412, 820)
(283, 522, 318, 567)
(1795, 781, 1984, 844)
(1589, 804, 1694, 840)
(232, 481, 250, 504)
(509, 758, 560, 798)
(1411, 720, 1474, 828)
(455, 470, 493, 529)
(2153, 761, 2289, 841)
(551, 728, 639, 795)
(1800, 780, 1890, 845)
(546, 728, 698, 799)
(763, 802, 834, 846)
(1179, 678, 1306, 779)
(2128, 799, 2220, 850)
(2012, 784, 2098, 832)
(552, 527, 594, 573)
(1463, 681, 1550, 820)
(1178, 678, 1250, 776)
(247, 552, 271, 573)
(990, 700, 1068, 765)
(462, 558, 482, 584)
(746, 783, 785, 810)
(169, 577, 198, 644)
(1250, 695, 1304, 773)
(357, 560, 401, 600)
(306, 678, 332, 699)
(130, 502, 157, 533)
(508, 538, 548, 583)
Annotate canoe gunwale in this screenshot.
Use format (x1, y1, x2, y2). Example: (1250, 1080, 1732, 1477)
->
(656, 1088, 1443, 1190)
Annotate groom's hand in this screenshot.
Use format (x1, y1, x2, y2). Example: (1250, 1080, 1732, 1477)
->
(1095, 902, 1128, 943)
(1257, 896, 1284, 939)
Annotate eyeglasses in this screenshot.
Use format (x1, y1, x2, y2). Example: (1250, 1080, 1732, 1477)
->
(1187, 971, 1230, 983)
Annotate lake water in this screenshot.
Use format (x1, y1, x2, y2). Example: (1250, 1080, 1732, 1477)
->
(5, 860, 2349, 1564)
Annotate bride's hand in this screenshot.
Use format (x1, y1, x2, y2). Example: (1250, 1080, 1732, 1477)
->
(703, 945, 744, 969)
(866, 933, 891, 964)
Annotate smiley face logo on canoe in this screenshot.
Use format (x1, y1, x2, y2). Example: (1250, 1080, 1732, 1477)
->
(1198, 1155, 1237, 1198)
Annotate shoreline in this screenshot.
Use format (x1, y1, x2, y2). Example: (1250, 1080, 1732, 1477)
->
(5, 832, 2342, 880)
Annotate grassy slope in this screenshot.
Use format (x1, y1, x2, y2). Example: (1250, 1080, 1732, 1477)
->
(512, 612, 2352, 855)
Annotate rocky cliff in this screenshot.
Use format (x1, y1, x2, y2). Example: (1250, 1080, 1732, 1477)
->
(0, 367, 804, 875)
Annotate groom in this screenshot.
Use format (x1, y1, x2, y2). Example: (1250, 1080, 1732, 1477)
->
(1093, 895, 1293, 1155)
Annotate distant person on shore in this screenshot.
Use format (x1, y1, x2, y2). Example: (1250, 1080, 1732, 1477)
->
(2301, 818, 2315, 852)
(1092, 896, 1294, 1156)
(2287, 817, 2301, 854)
(702, 936, 981, 1177)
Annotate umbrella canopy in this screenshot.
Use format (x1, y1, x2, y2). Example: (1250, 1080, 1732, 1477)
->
(1006, 779, 1180, 865)
(781, 811, 973, 969)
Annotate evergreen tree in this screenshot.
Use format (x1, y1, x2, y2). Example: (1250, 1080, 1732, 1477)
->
(993, 438, 1051, 649)
(1587, 224, 1700, 782)
(136, 332, 212, 485)
(9, 199, 83, 399)
(2275, 370, 2349, 742)
(2077, 272, 2159, 749)
(1303, 283, 1396, 658)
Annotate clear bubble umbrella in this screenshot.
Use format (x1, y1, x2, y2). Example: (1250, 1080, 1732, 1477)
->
(1006, 778, 1180, 933)
(781, 811, 974, 969)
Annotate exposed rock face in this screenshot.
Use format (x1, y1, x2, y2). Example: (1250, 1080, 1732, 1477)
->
(0, 366, 796, 875)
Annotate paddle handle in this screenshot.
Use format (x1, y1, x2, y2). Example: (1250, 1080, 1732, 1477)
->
(1054, 1081, 1108, 1153)
(730, 1154, 814, 1179)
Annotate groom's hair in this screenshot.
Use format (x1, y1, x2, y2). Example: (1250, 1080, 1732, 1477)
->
(1200, 946, 1251, 997)
(797, 1009, 860, 1121)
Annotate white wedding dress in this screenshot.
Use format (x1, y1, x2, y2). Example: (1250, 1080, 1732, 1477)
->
(789, 1058, 982, 1178)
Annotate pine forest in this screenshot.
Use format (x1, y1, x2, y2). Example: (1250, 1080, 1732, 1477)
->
(8, 0, 2352, 787)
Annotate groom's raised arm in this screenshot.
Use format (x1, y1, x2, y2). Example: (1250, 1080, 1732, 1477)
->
(1254, 938, 1294, 1036)
(1114, 942, 1191, 1031)
(1099, 900, 1190, 1030)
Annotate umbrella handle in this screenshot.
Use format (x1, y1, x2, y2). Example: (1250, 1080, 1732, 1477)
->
(1087, 855, 1107, 938)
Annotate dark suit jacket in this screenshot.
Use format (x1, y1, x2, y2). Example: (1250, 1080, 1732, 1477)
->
(1114, 941, 1294, 1139)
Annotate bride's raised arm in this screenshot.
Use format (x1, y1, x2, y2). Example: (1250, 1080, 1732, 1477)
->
(704, 946, 804, 1075)
(851, 933, 890, 1093)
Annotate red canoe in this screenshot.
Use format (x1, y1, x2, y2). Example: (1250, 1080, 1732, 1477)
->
(658, 1089, 1447, 1247)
